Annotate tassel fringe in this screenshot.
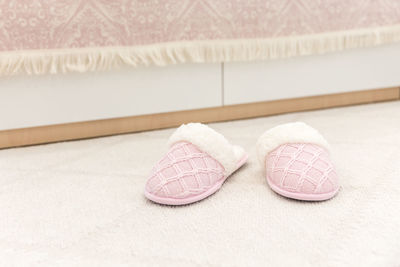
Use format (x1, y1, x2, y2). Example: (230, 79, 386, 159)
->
(1, 24, 400, 76)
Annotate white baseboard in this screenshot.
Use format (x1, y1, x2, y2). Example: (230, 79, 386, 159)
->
(224, 43, 400, 105)
(0, 64, 221, 130)
(1, 43, 400, 131)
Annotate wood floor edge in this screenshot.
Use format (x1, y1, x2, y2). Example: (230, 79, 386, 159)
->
(1, 87, 399, 149)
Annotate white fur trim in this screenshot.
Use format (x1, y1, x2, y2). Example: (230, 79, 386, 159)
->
(168, 123, 245, 176)
(256, 122, 330, 165)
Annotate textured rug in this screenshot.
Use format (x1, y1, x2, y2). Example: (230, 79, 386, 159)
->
(1, 101, 400, 267)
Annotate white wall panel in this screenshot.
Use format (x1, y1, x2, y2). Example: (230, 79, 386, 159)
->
(0, 64, 221, 130)
(1, 43, 400, 132)
(224, 43, 400, 105)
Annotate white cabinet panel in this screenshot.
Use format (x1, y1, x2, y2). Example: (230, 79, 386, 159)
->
(0, 63, 221, 130)
(224, 43, 400, 105)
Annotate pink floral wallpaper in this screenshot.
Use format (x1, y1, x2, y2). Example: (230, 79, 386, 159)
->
(1, 0, 400, 52)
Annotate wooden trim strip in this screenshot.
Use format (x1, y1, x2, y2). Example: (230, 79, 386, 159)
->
(0, 87, 399, 149)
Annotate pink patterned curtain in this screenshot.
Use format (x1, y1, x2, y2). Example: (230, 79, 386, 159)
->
(1, 0, 400, 51)
(1, 1, 400, 75)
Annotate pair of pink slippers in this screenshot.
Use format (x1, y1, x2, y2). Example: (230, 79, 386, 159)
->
(145, 122, 340, 205)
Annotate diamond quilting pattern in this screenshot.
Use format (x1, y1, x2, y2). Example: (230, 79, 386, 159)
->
(146, 142, 225, 199)
(266, 143, 339, 194)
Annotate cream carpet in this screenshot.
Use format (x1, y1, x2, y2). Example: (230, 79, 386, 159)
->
(1, 101, 400, 267)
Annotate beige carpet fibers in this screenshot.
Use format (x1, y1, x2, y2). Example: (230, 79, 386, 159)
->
(1, 101, 400, 267)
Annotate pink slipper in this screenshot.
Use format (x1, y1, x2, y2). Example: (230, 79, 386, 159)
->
(257, 122, 339, 201)
(145, 123, 248, 205)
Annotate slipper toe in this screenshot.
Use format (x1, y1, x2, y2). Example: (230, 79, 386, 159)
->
(145, 123, 248, 205)
(266, 143, 339, 200)
(258, 122, 339, 201)
(145, 141, 225, 200)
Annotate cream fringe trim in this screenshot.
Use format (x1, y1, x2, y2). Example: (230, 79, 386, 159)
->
(1, 24, 400, 76)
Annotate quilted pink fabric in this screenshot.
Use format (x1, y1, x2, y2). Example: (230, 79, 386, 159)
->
(1, 0, 400, 51)
(146, 141, 225, 199)
(266, 143, 339, 197)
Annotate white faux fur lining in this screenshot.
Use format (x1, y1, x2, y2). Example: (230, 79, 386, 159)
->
(168, 123, 245, 176)
(256, 122, 330, 165)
